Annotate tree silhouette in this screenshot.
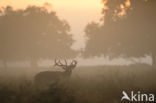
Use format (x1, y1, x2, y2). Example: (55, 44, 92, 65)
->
(0, 6, 76, 68)
(84, 0, 156, 67)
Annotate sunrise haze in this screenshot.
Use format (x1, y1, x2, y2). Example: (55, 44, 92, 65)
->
(0, 0, 103, 50)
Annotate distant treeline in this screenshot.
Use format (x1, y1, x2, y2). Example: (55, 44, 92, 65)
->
(0, 0, 156, 68)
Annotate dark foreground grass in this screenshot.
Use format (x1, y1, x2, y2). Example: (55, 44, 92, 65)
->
(0, 65, 155, 103)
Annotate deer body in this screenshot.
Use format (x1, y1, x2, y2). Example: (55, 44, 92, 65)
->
(34, 59, 77, 88)
(34, 70, 72, 86)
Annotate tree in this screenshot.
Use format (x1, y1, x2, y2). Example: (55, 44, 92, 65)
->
(0, 5, 76, 68)
(84, 0, 156, 67)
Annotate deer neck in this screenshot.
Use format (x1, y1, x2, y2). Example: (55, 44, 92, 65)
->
(64, 70, 72, 76)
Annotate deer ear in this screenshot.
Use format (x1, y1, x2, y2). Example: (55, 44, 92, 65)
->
(73, 60, 77, 65)
(71, 60, 77, 66)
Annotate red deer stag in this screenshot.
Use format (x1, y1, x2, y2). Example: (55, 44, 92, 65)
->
(34, 59, 77, 88)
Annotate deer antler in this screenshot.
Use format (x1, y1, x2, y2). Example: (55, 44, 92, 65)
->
(54, 59, 68, 70)
(54, 59, 62, 66)
(54, 59, 77, 70)
(64, 59, 68, 66)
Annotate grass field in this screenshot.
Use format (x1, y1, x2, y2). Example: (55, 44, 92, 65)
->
(0, 65, 155, 103)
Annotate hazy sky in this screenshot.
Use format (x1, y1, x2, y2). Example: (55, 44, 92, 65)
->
(0, 0, 103, 50)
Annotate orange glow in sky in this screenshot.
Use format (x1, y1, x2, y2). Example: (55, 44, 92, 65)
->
(0, 0, 103, 50)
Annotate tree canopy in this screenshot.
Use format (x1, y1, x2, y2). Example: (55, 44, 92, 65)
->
(84, 0, 156, 66)
(0, 6, 76, 62)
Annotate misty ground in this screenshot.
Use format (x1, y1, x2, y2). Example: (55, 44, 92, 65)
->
(0, 65, 155, 103)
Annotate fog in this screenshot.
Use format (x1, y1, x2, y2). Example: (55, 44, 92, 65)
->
(0, 0, 156, 103)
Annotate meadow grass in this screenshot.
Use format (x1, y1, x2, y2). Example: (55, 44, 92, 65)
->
(0, 65, 155, 103)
